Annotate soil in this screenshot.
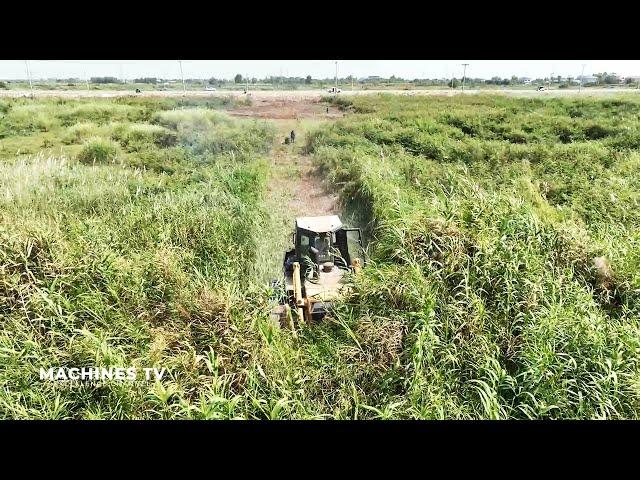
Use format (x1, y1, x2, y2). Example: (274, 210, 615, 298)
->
(267, 137, 339, 218)
(227, 97, 343, 120)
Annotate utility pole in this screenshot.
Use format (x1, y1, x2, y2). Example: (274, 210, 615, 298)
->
(461, 63, 469, 92)
(579, 64, 586, 93)
(178, 60, 186, 95)
(334, 61, 338, 98)
(83, 66, 90, 90)
(25, 60, 33, 97)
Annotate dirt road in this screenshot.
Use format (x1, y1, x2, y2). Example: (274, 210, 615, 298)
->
(3, 88, 639, 100)
(266, 122, 338, 218)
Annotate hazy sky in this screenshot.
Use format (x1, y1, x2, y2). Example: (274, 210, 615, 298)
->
(2, 60, 640, 80)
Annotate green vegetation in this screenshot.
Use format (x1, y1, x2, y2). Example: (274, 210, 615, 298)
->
(77, 138, 120, 164)
(0, 96, 281, 419)
(306, 94, 640, 418)
(1, 93, 639, 419)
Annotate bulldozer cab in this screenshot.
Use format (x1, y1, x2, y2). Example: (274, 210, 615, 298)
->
(290, 215, 363, 274)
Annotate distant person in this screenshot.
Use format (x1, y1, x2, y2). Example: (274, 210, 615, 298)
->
(290, 130, 296, 143)
(326, 106, 329, 114)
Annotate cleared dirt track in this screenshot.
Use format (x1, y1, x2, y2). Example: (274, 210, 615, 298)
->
(2, 88, 640, 100)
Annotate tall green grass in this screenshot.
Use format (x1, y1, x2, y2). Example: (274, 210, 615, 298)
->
(1, 94, 639, 419)
(307, 94, 640, 419)
(0, 97, 283, 419)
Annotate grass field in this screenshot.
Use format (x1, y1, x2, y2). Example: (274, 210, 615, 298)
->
(308, 94, 640, 418)
(0, 93, 639, 419)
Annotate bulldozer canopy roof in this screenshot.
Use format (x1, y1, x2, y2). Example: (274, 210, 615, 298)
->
(296, 215, 343, 233)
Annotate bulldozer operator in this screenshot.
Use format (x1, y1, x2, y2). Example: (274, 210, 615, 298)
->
(292, 232, 332, 281)
(311, 233, 331, 264)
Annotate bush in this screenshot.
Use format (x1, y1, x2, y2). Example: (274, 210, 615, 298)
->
(124, 147, 189, 174)
(77, 138, 120, 164)
(4, 104, 61, 133)
(57, 102, 139, 126)
(110, 123, 178, 150)
(63, 122, 102, 144)
(584, 122, 614, 140)
(153, 109, 233, 130)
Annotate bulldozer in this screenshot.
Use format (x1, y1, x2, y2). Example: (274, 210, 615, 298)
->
(271, 215, 364, 327)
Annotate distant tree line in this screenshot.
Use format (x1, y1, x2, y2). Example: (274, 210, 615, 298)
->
(134, 77, 158, 84)
(594, 73, 622, 84)
(3, 73, 636, 88)
(90, 77, 122, 84)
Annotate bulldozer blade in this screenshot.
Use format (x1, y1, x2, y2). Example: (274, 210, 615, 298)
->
(270, 304, 297, 337)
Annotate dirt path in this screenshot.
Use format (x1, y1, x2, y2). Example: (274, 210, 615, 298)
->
(225, 99, 341, 219)
(267, 130, 338, 218)
(231, 100, 341, 282)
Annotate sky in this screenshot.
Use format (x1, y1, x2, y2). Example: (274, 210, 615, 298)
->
(1, 60, 639, 80)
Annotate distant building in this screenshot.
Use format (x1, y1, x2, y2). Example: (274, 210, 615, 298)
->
(579, 75, 598, 85)
(519, 77, 532, 84)
(358, 76, 382, 83)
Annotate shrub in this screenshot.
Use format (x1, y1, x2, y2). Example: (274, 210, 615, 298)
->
(57, 102, 139, 126)
(77, 138, 120, 164)
(153, 109, 233, 130)
(110, 123, 178, 150)
(584, 122, 615, 140)
(4, 104, 61, 133)
(63, 122, 102, 144)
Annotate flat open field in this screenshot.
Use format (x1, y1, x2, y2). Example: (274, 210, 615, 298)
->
(2, 87, 639, 99)
(1, 92, 639, 419)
